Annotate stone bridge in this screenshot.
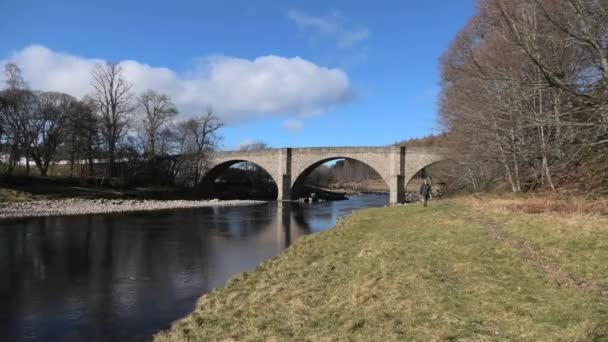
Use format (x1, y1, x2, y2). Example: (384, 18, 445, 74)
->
(201, 146, 447, 204)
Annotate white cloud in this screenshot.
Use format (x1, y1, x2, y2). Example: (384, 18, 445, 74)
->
(0, 45, 354, 123)
(288, 10, 340, 36)
(287, 10, 369, 49)
(284, 118, 304, 131)
(339, 28, 369, 48)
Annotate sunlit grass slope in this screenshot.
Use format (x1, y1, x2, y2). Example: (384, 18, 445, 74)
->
(155, 200, 608, 341)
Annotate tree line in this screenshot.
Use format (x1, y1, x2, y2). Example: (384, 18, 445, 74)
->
(440, 0, 608, 194)
(306, 159, 382, 188)
(0, 62, 223, 187)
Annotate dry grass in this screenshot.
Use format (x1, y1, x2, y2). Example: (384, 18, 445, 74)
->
(154, 200, 608, 341)
(465, 194, 608, 291)
(0, 188, 35, 202)
(465, 193, 608, 216)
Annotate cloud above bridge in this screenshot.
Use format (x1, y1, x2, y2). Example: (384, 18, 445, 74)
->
(284, 118, 304, 132)
(287, 9, 370, 68)
(0, 45, 355, 124)
(287, 10, 369, 49)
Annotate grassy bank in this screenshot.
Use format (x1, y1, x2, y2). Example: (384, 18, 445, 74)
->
(0, 176, 207, 203)
(155, 199, 608, 341)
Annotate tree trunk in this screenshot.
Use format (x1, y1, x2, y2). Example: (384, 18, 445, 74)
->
(7, 143, 18, 176)
(539, 125, 556, 192)
(88, 155, 94, 175)
(108, 142, 115, 178)
(537, 82, 556, 192)
(149, 136, 156, 158)
(69, 151, 75, 178)
(468, 167, 478, 191)
(25, 153, 30, 177)
(508, 125, 522, 192)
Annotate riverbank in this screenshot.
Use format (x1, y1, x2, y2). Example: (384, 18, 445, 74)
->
(0, 198, 265, 219)
(154, 197, 608, 341)
(319, 179, 389, 194)
(0, 175, 247, 203)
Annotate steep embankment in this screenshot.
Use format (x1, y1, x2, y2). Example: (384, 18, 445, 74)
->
(155, 198, 608, 341)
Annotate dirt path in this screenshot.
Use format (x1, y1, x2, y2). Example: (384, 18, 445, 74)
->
(482, 219, 608, 300)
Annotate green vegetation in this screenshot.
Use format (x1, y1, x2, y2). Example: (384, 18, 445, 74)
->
(155, 200, 608, 341)
(0, 188, 35, 202)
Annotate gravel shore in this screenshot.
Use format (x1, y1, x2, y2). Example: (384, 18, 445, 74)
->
(0, 198, 266, 219)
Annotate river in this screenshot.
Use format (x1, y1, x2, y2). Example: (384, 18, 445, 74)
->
(0, 194, 388, 341)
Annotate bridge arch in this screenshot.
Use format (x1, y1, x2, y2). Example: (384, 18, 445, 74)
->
(404, 159, 453, 190)
(199, 159, 279, 199)
(290, 156, 390, 200)
(404, 148, 448, 187)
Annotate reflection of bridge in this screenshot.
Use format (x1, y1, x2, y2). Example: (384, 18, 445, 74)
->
(201, 146, 447, 204)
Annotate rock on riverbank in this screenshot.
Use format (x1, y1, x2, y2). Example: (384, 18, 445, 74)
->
(0, 198, 266, 219)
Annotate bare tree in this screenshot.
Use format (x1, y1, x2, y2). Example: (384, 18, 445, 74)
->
(236, 140, 271, 183)
(439, 0, 608, 194)
(137, 90, 177, 157)
(4, 63, 28, 91)
(62, 98, 99, 176)
(238, 140, 269, 151)
(156, 125, 179, 156)
(172, 110, 224, 187)
(27, 92, 74, 176)
(306, 159, 382, 188)
(90, 62, 133, 177)
(176, 110, 223, 154)
(0, 63, 38, 175)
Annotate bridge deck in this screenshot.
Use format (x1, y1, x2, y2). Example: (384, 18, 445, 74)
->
(212, 146, 448, 157)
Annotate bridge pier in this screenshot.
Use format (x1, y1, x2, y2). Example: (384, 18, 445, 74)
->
(389, 175, 405, 204)
(277, 148, 292, 201)
(387, 146, 406, 205)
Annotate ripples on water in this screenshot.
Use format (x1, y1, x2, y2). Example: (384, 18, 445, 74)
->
(0, 194, 388, 341)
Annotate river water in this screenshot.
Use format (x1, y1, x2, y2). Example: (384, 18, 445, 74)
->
(0, 194, 388, 341)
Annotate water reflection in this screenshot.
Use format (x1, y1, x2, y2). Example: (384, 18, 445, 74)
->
(0, 194, 388, 341)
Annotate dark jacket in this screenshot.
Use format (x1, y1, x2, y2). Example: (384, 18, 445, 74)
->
(420, 183, 432, 197)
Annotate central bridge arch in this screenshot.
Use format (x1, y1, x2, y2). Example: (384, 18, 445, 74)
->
(290, 156, 390, 199)
(200, 146, 448, 204)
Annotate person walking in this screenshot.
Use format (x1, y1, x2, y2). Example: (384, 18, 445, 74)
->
(419, 179, 432, 207)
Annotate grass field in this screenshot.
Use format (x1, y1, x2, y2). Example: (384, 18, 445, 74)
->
(155, 198, 608, 341)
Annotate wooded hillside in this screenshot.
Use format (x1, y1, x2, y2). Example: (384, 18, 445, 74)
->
(439, 0, 608, 194)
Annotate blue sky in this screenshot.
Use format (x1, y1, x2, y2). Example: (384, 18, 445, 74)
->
(0, 0, 475, 149)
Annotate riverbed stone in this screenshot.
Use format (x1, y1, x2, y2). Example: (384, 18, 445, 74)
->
(0, 198, 265, 219)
